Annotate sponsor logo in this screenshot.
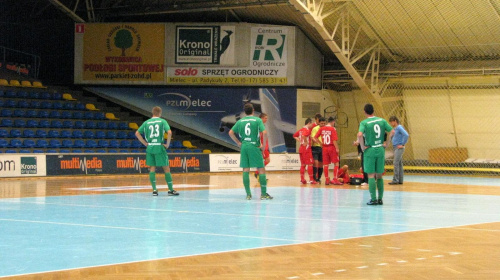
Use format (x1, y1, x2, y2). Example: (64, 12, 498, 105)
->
(215, 155, 238, 165)
(169, 156, 200, 173)
(174, 67, 199, 76)
(158, 92, 212, 110)
(106, 24, 142, 56)
(21, 157, 37, 175)
(116, 157, 147, 170)
(0, 159, 15, 172)
(176, 26, 220, 64)
(60, 157, 103, 171)
(279, 154, 299, 170)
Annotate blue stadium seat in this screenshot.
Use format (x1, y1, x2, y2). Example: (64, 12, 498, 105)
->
(0, 129, 8, 138)
(20, 149, 31, 153)
(38, 120, 50, 128)
(131, 140, 142, 148)
(62, 102, 75, 110)
(0, 119, 13, 127)
(33, 149, 44, 153)
(75, 103, 85, 110)
(49, 111, 61, 119)
(107, 149, 118, 153)
(14, 119, 26, 128)
(30, 101, 41, 109)
(62, 120, 73, 128)
(50, 120, 62, 128)
(29, 92, 39, 99)
(109, 140, 120, 148)
(116, 131, 128, 139)
(183, 149, 192, 153)
(46, 149, 58, 153)
(97, 140, 109, 148)
(84, 130, 95, 139)
(73, 140, 85, 148)
(96, 122, 107, 129)
(13, 109, 25, 117)
(84, 111, 94, 120)
(10, 129, 21, 138)
(52, 102, 62, 110)
(5, 90, 16, 98)
(23, 139, 35, 148)
(106, 131, 116, 139)
(23, 129, 36, 138)
(119, 149, 129, 153)
(9, 139, 22, 148)
(95, 112, 105, 120)
(17, 100, 29, 108)
(107, 122, 118, 130)
(173, 149, 183, 153)
(26, 120, 38, 128)
(37, 110, 49, 118)
(40, 92, 51, 99)
(73, 120, 85, 129)
(53, 92, 62, 100)
(119, 140, 131, 149)
(128, 131, 137, 139)
(95, 131, 106, 139)
(60, 111, 72, 119)
(171, 140, 183, 148)
(0, 139, 8, 148)
(48, 130, 60, 138)
(36, 139, 48, 148)
(59, 149, 70, 153)
(193, 149, 203, 153)
(17, 91, 28, 99)
(118, 122, 128, 130)
(40, 101, 52, 109)
(0, 90, 3, 97)
(85, 121, 96, 129)
(0, 99, 3, 107)
(72, 130, 83, 138)
(25, 110, 37, 118)
(72, 111, 83, 119)
(49, 139, 61, 148)
(1, 109, 13, 117)
(60, 130, 71, 138)
(72, 149, 83, 153)
(131, 149, 142, 153)
(85, 140, 97, 148)
(84, 149, 95, 153)
(5, 149, 17, 153)
(35, 129, 47, 138)
(96, 149, 106, 153)
(61, 139, 73, 148)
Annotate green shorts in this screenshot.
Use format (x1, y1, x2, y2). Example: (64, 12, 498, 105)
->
(363, 147, 385, 174)
(240, 144, 264, 168)
(146, 149, 169, 167)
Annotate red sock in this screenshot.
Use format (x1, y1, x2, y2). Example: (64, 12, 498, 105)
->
(300, 166, 305, 181)
(324, 166, 329, 179)
(333, 165, 339, 180)
(307, 165, 314, 181)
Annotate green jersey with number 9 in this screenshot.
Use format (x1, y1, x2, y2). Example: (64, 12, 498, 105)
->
(359, 117, 392, 148)
(231, 116, 265, 147)
(138, 117, 170, 154)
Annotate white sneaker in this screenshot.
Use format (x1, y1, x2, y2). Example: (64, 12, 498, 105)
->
(361, 182, 368, 186)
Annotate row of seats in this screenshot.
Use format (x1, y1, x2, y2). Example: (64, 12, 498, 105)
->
(0, 129, 136, 139)
(0, 119, 131, 129)
(0, 139, 144, 149)
(1, 99, 92, 110)
(0, 148, 207, 154)
(1, 109, 106, 120)
(0, 80, 46, 88)
(0, 90, 60, 100)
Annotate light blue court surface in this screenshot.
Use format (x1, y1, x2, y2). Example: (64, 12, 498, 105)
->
(1, 186, 500, 277)
(384, 175, 500, 186)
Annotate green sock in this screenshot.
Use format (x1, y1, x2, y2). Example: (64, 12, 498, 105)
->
(368, 177, 376, 200)
(165, 172, 173, 191)
(149, 172, 157, 191)
(377, 178, 384, 199)
(243, 172, 251, 195)
(259, 174, 267, 195)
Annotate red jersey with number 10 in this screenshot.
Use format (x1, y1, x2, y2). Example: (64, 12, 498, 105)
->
(315, 125, 338, 147)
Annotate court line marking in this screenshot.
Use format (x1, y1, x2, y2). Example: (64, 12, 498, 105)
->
(334, 269, 346, 272)
(311, 272, 324, 276)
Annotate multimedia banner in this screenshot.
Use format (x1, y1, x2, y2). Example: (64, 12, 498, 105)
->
(209, 153, 300, 172)
(0, 155, 47, 178)
(45, 154, 209, 176)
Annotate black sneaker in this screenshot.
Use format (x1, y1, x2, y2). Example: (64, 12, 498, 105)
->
(366, 199, 378, 205)
(168, 190, 179, 196)
(261, 193, 273, 200)
(152, 190, 158, 196)
(246, 195, 252, 200)
(254, 173, 258, 178)
(388, 182, 399, 185)
(378, 199, 383, 205)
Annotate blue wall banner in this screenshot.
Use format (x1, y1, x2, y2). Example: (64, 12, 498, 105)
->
(88, 87, 298, 152)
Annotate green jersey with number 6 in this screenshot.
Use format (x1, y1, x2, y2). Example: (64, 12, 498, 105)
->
(231, 116, 265, 147)
(359, 117, 392, 148)
(138, 117, 170, 154)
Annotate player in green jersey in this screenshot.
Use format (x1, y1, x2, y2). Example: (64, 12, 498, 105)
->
(357, 104, 393, 205)
(135, 106, 179, 197)
(229, 103, 273, 200)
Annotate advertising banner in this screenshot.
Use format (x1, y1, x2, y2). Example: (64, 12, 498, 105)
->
(209, 153, 300, 172)
(0, 155, 47, 177)
(75, 23, 165, 84)
(46, 154, 209, 176)
(167, 26, 292, 86)
(89, 87, 298, 153)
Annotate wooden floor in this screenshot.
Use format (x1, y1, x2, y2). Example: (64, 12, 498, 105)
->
(1, 172, 499, 280)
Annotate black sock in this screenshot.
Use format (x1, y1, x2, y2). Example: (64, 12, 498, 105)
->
(313, 167, 318, 180)
(318, 167, 323, 180)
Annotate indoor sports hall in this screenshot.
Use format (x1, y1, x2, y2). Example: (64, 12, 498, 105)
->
(1, 0, 499, 279)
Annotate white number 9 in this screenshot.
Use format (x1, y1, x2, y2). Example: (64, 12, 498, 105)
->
(374, 124, 381, 138)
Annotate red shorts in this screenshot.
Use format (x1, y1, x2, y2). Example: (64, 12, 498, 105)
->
(322, 146, 339, 165)
(299, 149, 313, 165)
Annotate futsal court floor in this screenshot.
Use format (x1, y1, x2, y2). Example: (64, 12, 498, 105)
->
(0, 171, 499, 279)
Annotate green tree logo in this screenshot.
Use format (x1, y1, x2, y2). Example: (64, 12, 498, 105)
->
(114, 29, 133, 56)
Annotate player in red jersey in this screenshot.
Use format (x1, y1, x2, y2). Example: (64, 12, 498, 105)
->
(255, 113, 270, 179)
(293, 118, 317, 185)
(314, 116, 342, 185)
(337, 165, 350, 184)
